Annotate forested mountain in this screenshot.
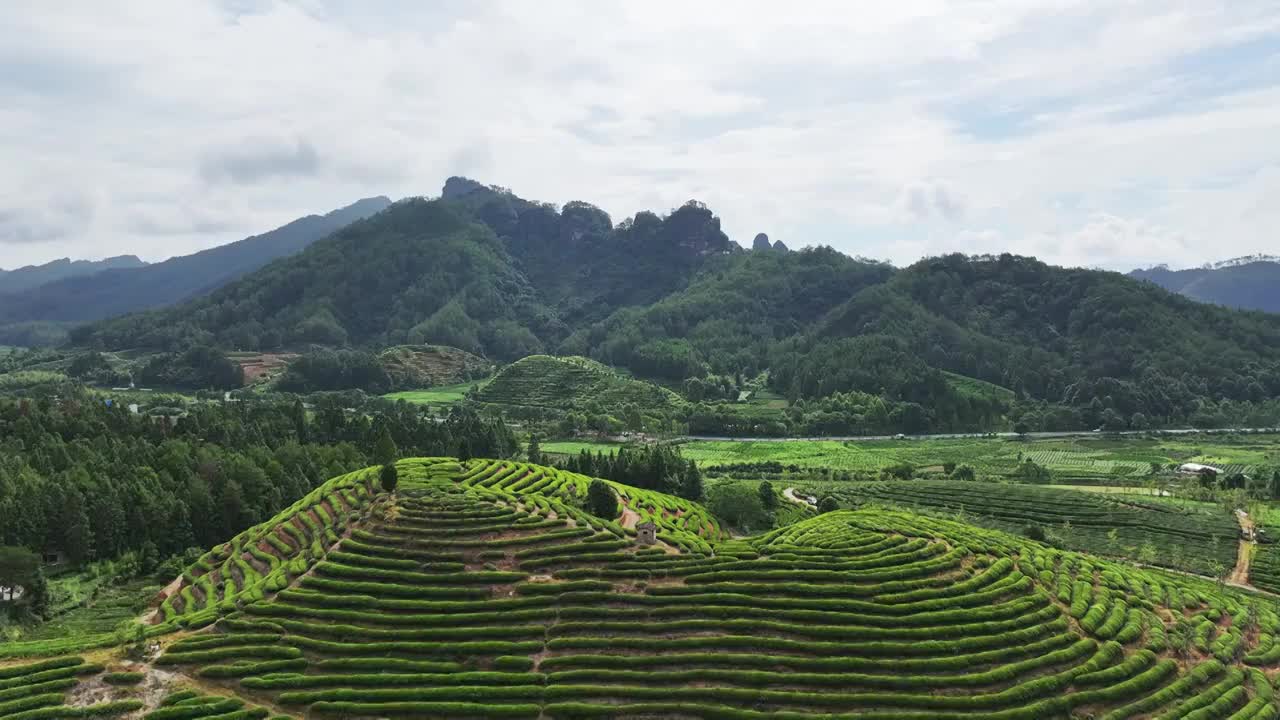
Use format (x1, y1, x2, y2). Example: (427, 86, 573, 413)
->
(0, 255, 146, 295)
(0, 196, 390, 326)
(69, 179, 1280, 430)
(442, 176, 740, 326)
(76, 198, 554, 358)
(1131, 257, 1280, 313)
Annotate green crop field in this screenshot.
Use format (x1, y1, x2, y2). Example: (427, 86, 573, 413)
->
(10, 456, 1280, 718)
(680, 433, 1280, 483)
(541, 440, 626, 456)
(384, 379, 488, 405)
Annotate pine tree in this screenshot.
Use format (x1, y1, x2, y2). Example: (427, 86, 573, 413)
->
(586, 479, 619, 520)
(380, 463, 399, 493)
(758, 480, 778, 511)
(61, 491, 94, 566)
(679, 460, 704, 501)
(291, 399, 309, 443)
(527, 434, 542, 465)
(373, 426, 399, 466)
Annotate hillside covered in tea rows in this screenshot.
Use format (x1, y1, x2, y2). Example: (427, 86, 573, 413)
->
(6, 457, 1280, 719)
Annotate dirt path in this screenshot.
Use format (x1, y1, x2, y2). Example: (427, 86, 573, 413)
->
(1228, 509, 1257, 588)
(619, 504, 640, 529)
(783, 487, 815, 508)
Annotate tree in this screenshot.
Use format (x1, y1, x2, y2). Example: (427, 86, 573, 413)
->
(586, 479, 618, 520)
(62, 491, 94, 566)
(817, 496, 839, 514)
(707, 484, 770, 531)
(0, 546, 38, 599)
(373, 427, 399, 466)
(758, 481, 778, 511)
(291, 399, 308, 443)
(1013, 459, 1051, 484)
(527, 434, 542, 465)
(380, 463, 399, 493)
(677, 460, 703, 502)
(457, 440, 472, 463)
(943, 462, 956, 476)
(952, 464, 976, 482)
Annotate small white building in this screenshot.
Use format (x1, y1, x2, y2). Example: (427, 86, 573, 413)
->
(1178, 462, 1223, 475)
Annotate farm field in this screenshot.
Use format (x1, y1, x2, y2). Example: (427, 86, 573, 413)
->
(679, 433, 1280, 482)
(9, 579, 158, 647)
(804, 479, 1241, 576)
(384, 379, 488, 405)
(541, 440, 625, 457)
(9, 457, 1280, 718)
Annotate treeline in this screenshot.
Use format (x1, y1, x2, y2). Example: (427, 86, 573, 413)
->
(276, 349, 390, 394)
(0, 390, 516, 570)
(555, 444, 703, 501)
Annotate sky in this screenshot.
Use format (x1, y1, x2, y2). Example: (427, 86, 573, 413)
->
(2, 1, 1279, 272)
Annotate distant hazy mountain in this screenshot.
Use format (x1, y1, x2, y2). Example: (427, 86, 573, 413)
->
(0, 196, 391, 325)
(0, 255, 147, 295)
(1130, 256, 1280, 313)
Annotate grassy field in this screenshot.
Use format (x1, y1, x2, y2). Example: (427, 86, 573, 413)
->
(384, 379, 488, 405)
(16, 457, 1280, 718)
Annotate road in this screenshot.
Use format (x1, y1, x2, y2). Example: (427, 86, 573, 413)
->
(676, 427, 1279, 443)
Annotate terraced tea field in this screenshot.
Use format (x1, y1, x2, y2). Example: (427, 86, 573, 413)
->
(8, 457, 1280, 718)
(810, 479, 1241, 576)
(476, 355, 684, 415)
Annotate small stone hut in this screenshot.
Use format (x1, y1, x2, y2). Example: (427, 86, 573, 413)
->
(636, 521, 657, 546)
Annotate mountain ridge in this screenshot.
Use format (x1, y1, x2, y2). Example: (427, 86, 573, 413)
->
(0, 196, 391, 328)
(1130, 258, 1280, 313)
(0, 254, 147, 294)
(65, 178, 1280, 429)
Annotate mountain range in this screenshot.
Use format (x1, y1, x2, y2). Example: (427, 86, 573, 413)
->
(1129, 257, 1280, 313)
(71, 178, 1280, 429)
(0, 196, 390, 344)
(0, 255, 147, 295)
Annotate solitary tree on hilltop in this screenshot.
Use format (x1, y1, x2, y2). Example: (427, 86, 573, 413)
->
(586, 479, 619, 520)
(373, 426, 399, 466)
(380, 463, 399, 494)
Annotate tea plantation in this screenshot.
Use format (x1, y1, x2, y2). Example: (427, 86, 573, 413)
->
(5, 458, 1280, 718)
(810, 479, 1241, 576)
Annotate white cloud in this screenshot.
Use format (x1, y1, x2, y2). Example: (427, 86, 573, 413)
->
(0, 0, 1277, 270)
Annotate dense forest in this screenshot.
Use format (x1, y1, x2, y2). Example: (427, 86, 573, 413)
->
(0, 390, 515, 574)
(43, 179, 1280, 432)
